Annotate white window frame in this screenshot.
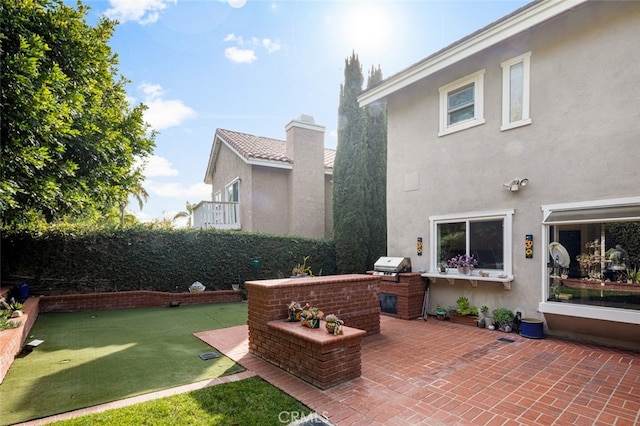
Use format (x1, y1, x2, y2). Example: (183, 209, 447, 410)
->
(501, 52, 532, 131)
(539, 196, 640, 325)
(226, 177, 240, 202)
(438, 70, 486, 136)
(429, 209, 513, 276)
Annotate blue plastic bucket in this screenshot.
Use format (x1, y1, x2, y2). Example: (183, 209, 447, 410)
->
(520, 318, 544, 339)
(16, 284, 29, 302)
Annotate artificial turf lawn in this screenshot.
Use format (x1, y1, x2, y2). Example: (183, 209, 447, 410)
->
(50, 376, 312, 426)
(0, 302, 248, 425)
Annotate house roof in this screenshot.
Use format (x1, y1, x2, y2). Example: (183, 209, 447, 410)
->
(358, 0, 588, 107)
(204, 128, 336, 184)
(216, 128, 293, 164)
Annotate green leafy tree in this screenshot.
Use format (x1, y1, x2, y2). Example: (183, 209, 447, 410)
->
(0, 0, 155, 226)
(364, 65, 387, 267)
(333, 52, 369, 273)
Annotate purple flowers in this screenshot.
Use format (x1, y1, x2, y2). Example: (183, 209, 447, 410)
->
(447, 254, 478, 268)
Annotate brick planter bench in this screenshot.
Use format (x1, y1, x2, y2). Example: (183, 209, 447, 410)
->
(266, 320, 366, 389)
(246, 274, 380, 388)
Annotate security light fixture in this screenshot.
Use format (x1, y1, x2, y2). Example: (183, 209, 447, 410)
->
(504, 178, 529, 192)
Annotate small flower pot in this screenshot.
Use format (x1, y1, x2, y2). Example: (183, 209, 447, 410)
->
(457, 266, 471, 275)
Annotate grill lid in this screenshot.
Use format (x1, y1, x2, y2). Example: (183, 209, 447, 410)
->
(374, 257, 412, 273)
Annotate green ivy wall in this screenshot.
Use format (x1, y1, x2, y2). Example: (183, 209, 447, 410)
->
(1, 227, 336, 295)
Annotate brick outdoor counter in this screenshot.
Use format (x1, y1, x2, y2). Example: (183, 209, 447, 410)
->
(245, 274, 380, 388)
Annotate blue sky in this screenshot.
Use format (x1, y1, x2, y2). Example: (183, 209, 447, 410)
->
(76, 0, 529, 226)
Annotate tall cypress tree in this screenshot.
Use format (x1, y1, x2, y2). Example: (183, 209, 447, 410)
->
(333, 52, 369, 273)
(364, 65, 387, 267)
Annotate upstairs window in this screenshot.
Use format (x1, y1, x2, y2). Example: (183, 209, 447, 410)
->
(438, 70, 485, 136)
(226, 179, 239, 203)
(501, 52, 532, 130)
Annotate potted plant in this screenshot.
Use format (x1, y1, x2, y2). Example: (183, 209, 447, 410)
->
(449, 296, 478, 326)
(447, 254, 478, 275)
(287, 301, 303, 322)
(478, 305, 489, 328)
(292, 256, 313, 277)
(0, 298, 23, 331)
(300, 304, 323, 329)
(324, 314, 344, 335)
(492, 308, 515, 332)
(435, 304, 448, 320)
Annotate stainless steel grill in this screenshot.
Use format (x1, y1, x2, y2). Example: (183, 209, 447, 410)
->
(373, 257, 412, 281)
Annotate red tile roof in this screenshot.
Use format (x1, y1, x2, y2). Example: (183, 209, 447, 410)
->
(216, 128, 335, 169)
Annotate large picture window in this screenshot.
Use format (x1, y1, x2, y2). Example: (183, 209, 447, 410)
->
(430, 210, 513, 275)
(438, 70, 485, 136)
(542, 198, 640, 315)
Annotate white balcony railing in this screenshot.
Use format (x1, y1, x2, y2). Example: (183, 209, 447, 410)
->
(192, 201, 240, 230)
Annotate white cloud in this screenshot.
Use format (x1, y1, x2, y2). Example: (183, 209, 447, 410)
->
(224, 33, 243, 43)
(138, 82, 196, 130)
(140, 82, 164, 100)
(225, 46, 257, 64)
(223, 33, 282, 64)
(104, 0, 176, 25)
(146, 181, 211, 199)
(135, 155, 179, 178)
(262, 38, 282, 53)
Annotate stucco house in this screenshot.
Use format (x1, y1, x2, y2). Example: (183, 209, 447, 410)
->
(359, 0, 640, 348)
(193, 114, 335, 239)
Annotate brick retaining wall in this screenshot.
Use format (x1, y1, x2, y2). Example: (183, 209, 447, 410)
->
(0, 295, 39, 384)
(39, 290, 242, 313)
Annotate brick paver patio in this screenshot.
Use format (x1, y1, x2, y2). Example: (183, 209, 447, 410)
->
(198, 316, 640, 426)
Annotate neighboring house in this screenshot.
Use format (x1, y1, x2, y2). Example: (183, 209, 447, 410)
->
(359, 0, 640, 348)
(194, 114, 335, 239)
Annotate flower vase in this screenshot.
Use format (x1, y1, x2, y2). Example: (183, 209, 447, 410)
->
(458, 266, 471, 275)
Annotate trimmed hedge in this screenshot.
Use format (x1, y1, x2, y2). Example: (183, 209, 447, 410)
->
(1, 226, 336, 295)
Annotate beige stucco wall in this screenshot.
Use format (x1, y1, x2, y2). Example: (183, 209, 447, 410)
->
(211, 142, 252, 229)
(384, 2, 640, 344)
(251, 166, 289, 234)
(286, 118, 326, 239)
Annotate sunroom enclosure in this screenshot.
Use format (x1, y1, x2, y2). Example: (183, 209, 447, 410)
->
(539, 197, 640, 324)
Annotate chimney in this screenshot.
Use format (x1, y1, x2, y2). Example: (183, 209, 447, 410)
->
(285, 115, 326, 238)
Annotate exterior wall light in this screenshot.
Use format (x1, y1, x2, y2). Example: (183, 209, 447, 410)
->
(504, 178, 529, 192)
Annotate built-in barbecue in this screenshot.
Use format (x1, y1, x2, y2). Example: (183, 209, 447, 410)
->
(373, 256, 412, 282)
